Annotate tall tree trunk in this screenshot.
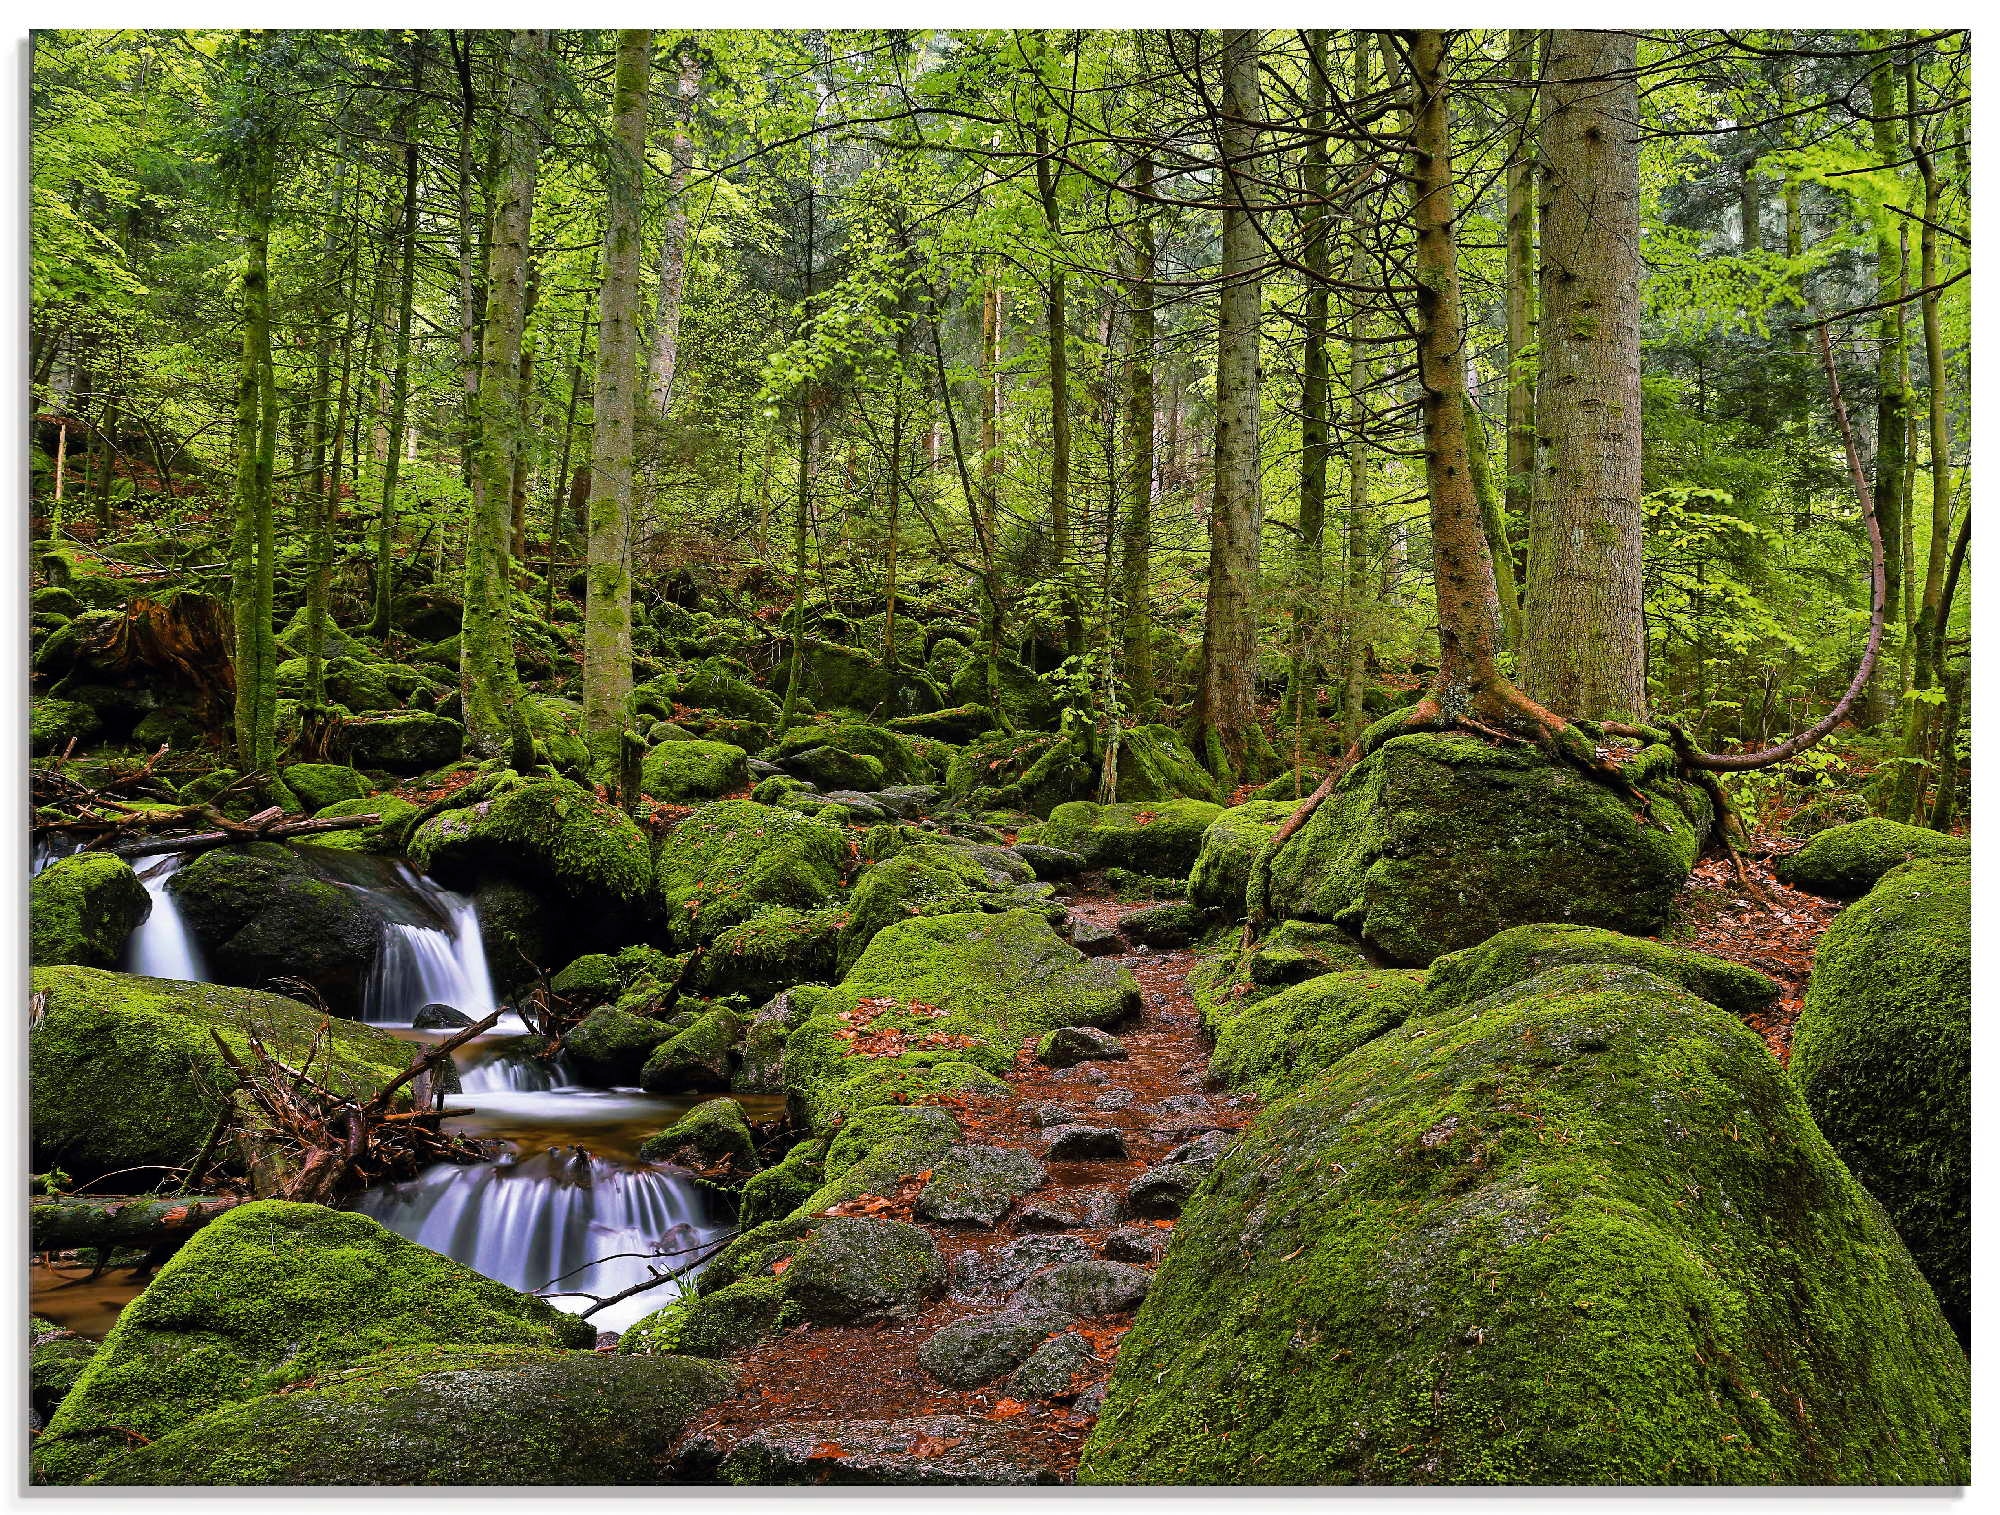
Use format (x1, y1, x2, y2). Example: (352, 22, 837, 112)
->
(1520, 28, 1648, 721)
(451, 30, 482, 489)
(583, 30, 652, 785)
(1866, 38, 1910, 720)
(460, 28, 541, 769)
(1120, 148, 1158, 722)
(1504, 28, 1537, 600)
(229, 49, 280, 781)
(1034, 128, 1079, 658)
(1288, 31, 1331, 745)
(647, 43, 703, 414)
(370, 46, 423, 636)
(509, 259, 541, 562)
(976, 275, 1007, 718)
(1188, 28, 1268, 783)
(776, 55, 825, 740)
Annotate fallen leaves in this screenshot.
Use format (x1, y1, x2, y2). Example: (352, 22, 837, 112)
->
(907, 1433, 966, 1457)
(807, 1441, 847, 1461)
(989, 1399, 1028, 1421)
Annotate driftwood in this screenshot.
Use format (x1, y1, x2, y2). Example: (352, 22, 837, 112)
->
(112, 811, 379, 859)
(31, 1194, 250, 1253)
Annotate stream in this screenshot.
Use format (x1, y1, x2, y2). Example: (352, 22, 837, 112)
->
(34, 844, 746, 1338)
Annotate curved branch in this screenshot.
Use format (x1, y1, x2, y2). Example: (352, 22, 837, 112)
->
(1680, 322, 1886, 772)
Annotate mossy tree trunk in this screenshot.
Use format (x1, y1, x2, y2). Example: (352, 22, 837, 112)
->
(583, 29, 652, 784)
(1287, 31, 1330, 750)
(1119, 147, 1157, 722)
(460, 27, 541, 770)
(1504, 28, 1537, 600)
(1034, 128, 1080, 661)
(1188, 28, 1268, 785)
(1520, 28, 1648, 723)
(1864, 36, 1910, 722)
(369, 36, 424, 638)
(647, 42, 703, 414)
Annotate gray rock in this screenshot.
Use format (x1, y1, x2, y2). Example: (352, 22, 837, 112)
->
(1015, 1204, 1084, 1232)
(411, 1002, 473, 1029)
(1044, 1125, 1128, 1162)
(1006, 1331, 1099, 1400)
(719, 1415, 1058, 1486)
(1066, 919, 1123, 957)
(1119, 902, 1221, 949)
(1162, 1129, 1232, 1169)
(1028, 1103, 1086, 1129)
(1037, 1026, 1128, 1068)
(786, 1217, 945, 1325)
(1014, 844, 1087, 880)
(1125, 1162, 1206, 1220)
(915, 1145, 1047, 1229)
(746, 758, 784, 778)
(1011, 1259, 1152, 1320)
(1103, 1226, 1167, 1264)
(919, 1310, 1065, 1388)
(1092, 1090, 1136, 1112)
(950, 1235, 1094, 1302)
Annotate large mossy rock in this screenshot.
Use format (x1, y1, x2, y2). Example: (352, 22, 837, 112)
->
(621, 1277, 789, 1360)
(1422, 922, 1778, 1019)
(1792, 856, 1969, 1340)
(782, 911, 1138, 1132)
(1260, 733, 1709, 966)
(410, 775, 653, 942)
(786, 1216, 946, 1324)
(654, 799, 848, 947)
(29, 852, 150, 969)
(280, 762, 369, 813)
(1042, 799, 1225, 878)
(839, 843, 994, 967)
(337, 711, 465, 774)
(769, 718, 938, 786)
(29, 967, 420, 1181)
(1078, 963, 1968, 1486)
(165, 843, 385, 1014)
(1187, 800, 1294, 911)
(641, 738, 750, 804)
(1773, 817, 1968, 899)
(691, 905, 844, 1000)
(72, 1345, 732, 1487)
(1207, 968, 1428, 1101)
(32, 1201, 596, 1485)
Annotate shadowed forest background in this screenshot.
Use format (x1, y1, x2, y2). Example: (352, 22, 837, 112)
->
(25, 27, 1972, 1489)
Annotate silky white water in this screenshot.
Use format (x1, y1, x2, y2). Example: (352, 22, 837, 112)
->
(122, 854, 208, 981)
(359, 862, 509, 1028)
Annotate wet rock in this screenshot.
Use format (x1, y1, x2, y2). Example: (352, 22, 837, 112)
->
(872, 785, 941, 818)
(915, 1144, 1047, 1229)
(919, 1310, 1066, 1388)
(1014, 843, 1086, 880)
(640, 1007, 744, 1094)
(1066, 919, 1122, 957)
(1012, 1260, 1152, 1321)
(1044, 1125, 1127, 1162)
(821, 790, 894, 823)
(1161, 1129, 1233, 1169)
(1037, 1026, 1128, 1068)
(638, 1096, 761, 1177)
(1119, 902, 1221, 950)
(1124, 1163, 1206, 1220)
(786, 1217, 945, 1325)
(28, 852, 150, 970)
(1027, 1103, 1087, 1129)
(746, 757, 784, 778)
(1007, 1330, 1099, 1400)
(1151, 1094, 1211, 1121)
(720, 1414, 1058, 1486)
(410, 1002, 472, 1030)
(1078, 1065, 1111, 1085)
(1092, 1090, 1136, 1112)
(951, 1235, 1094, 1302)
(1103, 1227, 1167, 1264)
(1015, 1204, 1084, 1232)
(564, 1005, 677, 1086)
(621, 1275, 786, 1359)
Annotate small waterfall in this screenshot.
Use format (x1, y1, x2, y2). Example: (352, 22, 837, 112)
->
(30, 836, 77, 877)
(361, 863, 502, 1027)
(123, 855, 209, 982)
(357, 1148, 728, 1333)
(458, 1049, 572, 1095)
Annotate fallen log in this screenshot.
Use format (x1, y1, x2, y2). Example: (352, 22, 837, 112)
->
(111, 812, 380, 859)
(30, 1194, 250, 1254)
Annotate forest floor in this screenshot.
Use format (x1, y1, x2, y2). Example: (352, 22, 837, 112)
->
(670, 852, 1842, 1484)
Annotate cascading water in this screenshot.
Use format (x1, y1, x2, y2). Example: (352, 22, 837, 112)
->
(358, 862, 508, 1028)
(357, 1144, 728, 1333)
(123, 854, 208, 982)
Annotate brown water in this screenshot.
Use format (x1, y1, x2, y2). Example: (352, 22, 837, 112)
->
(30, 1261, 147, 1340)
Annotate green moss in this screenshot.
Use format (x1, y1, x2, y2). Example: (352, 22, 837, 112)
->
(73, 1344, 733, 1486)
(1423, 923, 1779, 1019)
(638, 1096, 761, 1171)
(654, 799, 849, 947)
(305, 794, 419, 854)
(31, 1320, 98, 1421)
(1259, 733, 1710, 966)
(410, 775, 653, 925)
(550, 951, 621, 1004)
(29, 967, 420, 1181)
(770, 719, 933, 785)
(31, 694, 101, 753)
(839, 844, 993, 967)
(641, 1006, 745, 1093)
(33, 1202, 596, 1484)
(1209, 969, 1427, 1100)
(1774, 818, 1968, 898)
(29, 852, 150, 968)
(641, 738, 750, 803)
(1077, 963, 1968, 1486)
(1043, 799, 1226, 878)
(1244, 919, 1369, 988)
(621, 1277, 788, 1360)
(1188, 801, 1294, 910)
(338, 711, 466, 774)
(281, 763, 369, 812)
(1780, 791, 1871, 838)
(523, 693, 591, 775)
(693, 905, 844, 1000)
(1792, 857, 1969, 1340)
(737, 1137, 829, 1229)
(564, 1004, 678, 1086)
(786, 1216, 946, 1324)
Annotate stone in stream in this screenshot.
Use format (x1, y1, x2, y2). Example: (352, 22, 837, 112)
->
(640, 1006, 744, 1094)
(1036, 1025, 1128, 1068)
(919, 1309, 1067, 1388)
(1014, 1204, 1085, 1232)
(1124, 1163, 1207, 1221)
(1006, 1330, 1100, 1400)
(914, 1144, 1047, 1229)
(637, 1096, 762, 1177)
(410, 1001, 472, 1029)
(719, 1414, 1058, 1486)
(1043, 1124, 1128, 1162)
(1011, 1260, 1152, 1321)
(1118, 901, 1222, 949)
(28, 852, 150, 970)
(785, 1216, 946, 1325)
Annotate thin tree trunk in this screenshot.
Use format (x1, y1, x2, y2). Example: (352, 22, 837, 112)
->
(1188, 28, 1267, 784)
(1034, 129, 1079, 658)
(451, 30, 482, 489)
(370, 48, 423, 636)
(583, 29, 652, 785)
(976, 275, 1007, 715)
(1119, 148, 1158, 722)
(460, 28, 541, 769)
(1289, 32, 1331, 746)
(1505, 28, 1537, 596)
(1866, 37, 1910, 719)
(647, 43, 703, 414)
(1520, 29, 1648, 722)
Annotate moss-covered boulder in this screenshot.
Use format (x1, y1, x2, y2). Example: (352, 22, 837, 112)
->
(29, 851, 150, 969)
(641, 1006, 745, 1093)
(886, 703, 990, 743)
(1792, 857, 1969, 1340)
(787, 1217, 946, 1325)
(641, 738, 750, 804)
(410, 775, 653, 940)
(782, 911, 1139, 1131)
(69, 1344, 732, 1487)
(281, 762, 369, 812)
(563, 1005, 679, 1087)
(1423, 922, 1778, 1019)
(29, 967, 420, 1181)
(914, 1144, 1047, 1228)
(30, 694, 101, 754)
(1780, 790, 1871, 838)
(1773, 817, 1969, 899)
(770, 718, 935, 785)
(1241, 919, 1368, 990)
(839, 844, 993, 967)
(338, 710, 465, 774)
(655, 800, 849, 947)
(692, 905, 844, 1000)
(31, 1319, 98, 1424)
(1043, 800, 1226, 878)
(949, 654, 1059, 732)
(32, 1202, 596, 1484)
(305, 794, 420, 855)
(620, 1277, 788, 1361)
(737, 1136, 829, 1229)
(1208, 969, 1427, 1100)
(1187, 800, 1294, 910)
(165, 843, 384, 1013)
(1078, 963, 1969, 1486)
(638, 1096, 761, 1175)
(1259, 732, 1710, 967)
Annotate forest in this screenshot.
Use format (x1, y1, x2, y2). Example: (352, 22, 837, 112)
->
(25, 26, 1971, 1488)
